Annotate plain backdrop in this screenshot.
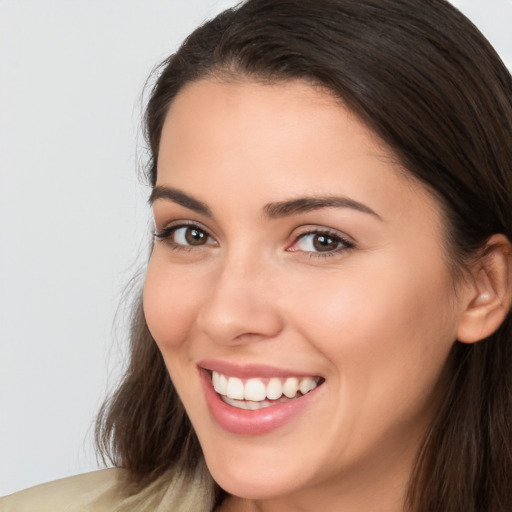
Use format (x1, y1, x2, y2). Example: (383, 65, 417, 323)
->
(1, 0, 511, 496)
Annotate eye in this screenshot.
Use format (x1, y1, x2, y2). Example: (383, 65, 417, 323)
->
(174, 226, 210, 246)
(154, 224, 217, 248)
(289, 230, 353, 255)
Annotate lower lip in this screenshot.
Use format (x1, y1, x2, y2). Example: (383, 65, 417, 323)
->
(199, 369, 323, 435)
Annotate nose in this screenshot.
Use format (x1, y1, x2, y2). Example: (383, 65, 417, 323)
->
(196, 255, 284, 346)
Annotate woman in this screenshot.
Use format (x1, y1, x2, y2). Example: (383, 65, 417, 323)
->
(2, 0, 511, 511)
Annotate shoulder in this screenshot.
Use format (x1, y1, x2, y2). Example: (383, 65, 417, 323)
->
(0, 468, 126, 512)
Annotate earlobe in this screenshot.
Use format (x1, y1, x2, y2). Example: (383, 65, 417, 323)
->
(456, 234, 512, 344)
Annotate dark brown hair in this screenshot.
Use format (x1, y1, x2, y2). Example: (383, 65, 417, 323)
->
(96, 1, 512, 510)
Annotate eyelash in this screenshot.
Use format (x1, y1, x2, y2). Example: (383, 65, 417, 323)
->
(154, 223, 354, 257)
(154, 222, 215, 252)
(291, 229, 355, 258)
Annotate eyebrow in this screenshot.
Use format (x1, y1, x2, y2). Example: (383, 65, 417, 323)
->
(263, 196, 382, 220)
(149, 186, 212, 216)
(149, 186, 381, 221)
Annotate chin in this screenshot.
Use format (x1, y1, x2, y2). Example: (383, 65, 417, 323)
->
(202, 445, 314, 500)
(210, 468, 300, 501)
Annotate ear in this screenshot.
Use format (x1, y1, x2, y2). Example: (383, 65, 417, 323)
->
(457, 234, 512, 344)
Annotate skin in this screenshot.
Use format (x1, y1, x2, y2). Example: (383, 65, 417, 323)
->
(143, 79, 481, 512)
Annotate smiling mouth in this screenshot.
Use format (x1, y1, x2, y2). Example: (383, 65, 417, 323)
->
(210, 370, 324, 410)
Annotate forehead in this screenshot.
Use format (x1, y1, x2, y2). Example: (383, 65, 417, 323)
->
(160, 79, 391, 179)
(156, 78, 439, 225)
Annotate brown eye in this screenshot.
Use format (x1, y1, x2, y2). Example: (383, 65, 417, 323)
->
(290, 230, 353, 256)
(312, 233, 340, 252)
(183, 227, 208, 245)
(155, 224, 216, 247)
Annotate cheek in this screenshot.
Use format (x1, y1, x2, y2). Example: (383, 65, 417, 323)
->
(143, 256, 209, 421)
(287, 264, 458, 456)
(143, 256, 203, 351)
(291, 258, 457, 386)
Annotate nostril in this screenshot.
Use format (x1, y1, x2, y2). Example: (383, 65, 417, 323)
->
(196, 296, 284, 346)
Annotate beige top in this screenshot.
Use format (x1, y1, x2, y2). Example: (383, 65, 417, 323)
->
(0, 467, 216, 512)
(0, 469, 125, 512)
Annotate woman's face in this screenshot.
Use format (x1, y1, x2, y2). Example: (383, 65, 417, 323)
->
(144, 79, 467, 506)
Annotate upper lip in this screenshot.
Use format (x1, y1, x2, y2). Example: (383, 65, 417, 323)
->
(198, 359, 322, 379)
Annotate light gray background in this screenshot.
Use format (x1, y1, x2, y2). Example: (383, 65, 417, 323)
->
(1, 0, 511, 496)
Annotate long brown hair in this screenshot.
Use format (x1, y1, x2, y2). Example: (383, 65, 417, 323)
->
(96, 1, 512, 510)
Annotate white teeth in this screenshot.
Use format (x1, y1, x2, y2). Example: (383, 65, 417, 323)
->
(226, 377, 244, 400)
(211, 371, 321, 403)
(299, 376, 317, 394)
(244, 399, 262, 410)
(244, 378, 267, 401)
(219, 373, 228, 393)
(266, 377, 283, 400)
(212, 372, 228, 395)
(223, 397, 274, 410)
(222, 395, 301, 410)
(283, 377, 299, 398)
(212, 370, 220, 390)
